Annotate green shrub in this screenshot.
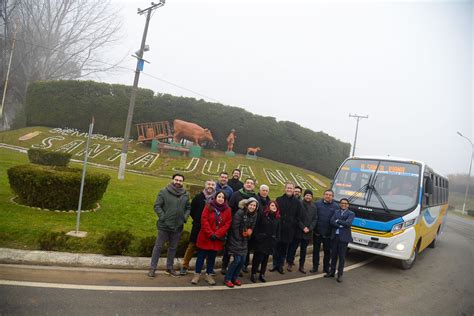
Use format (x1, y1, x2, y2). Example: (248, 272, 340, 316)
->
(98, 230, 134, 255)
(7, 164, 110, 210)
(176, 230, 191, 257)
(138, 236, 156, 257)
(467, 210, 474, 217)
(28, 148, 71, 167)
(37, 231, 70, 251)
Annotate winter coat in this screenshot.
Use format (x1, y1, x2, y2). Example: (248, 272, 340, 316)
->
(229, 189, 257, 215)
(314, 199, 339, 237)
(295, 201, 318, 240)
(154, 185, 191, 232)
(189, 192, 207, 243)
(276, 194, 302, 243)
(228, 178, 243, 192)
(330, 208, 355, 243)
(196, 204, 232, 251)
(226, 200, 258, 256)
(216, 182, 233, 200)
(253, 211, 280, 255)
(257, 194, 271, 213)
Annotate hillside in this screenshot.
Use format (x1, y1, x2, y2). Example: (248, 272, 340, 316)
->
(0, 127, 331, 194)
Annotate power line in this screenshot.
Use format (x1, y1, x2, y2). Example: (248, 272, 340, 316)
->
(349, 113, 368, 157)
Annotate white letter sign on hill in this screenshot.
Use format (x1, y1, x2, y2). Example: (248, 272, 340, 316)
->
(107, 149, 136, 162)
(173, 158, 200, 173)
(127, 153, 159, 168)
(75, 144, 111, 159)
(237, 164, 255, 179)
(290, 172, 317, 190)
(32, 136, 65, 149)
(202, 160, 226, 176)
(55, 140, 84, 153)
(263, 168, 289, 186)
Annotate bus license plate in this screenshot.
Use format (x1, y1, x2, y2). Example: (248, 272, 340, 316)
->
(353, 237, 369, 245)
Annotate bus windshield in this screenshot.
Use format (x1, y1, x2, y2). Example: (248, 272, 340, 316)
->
(333, 159, 421, 212)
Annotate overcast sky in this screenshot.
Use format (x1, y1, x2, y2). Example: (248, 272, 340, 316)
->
(101, 0, 473, 176)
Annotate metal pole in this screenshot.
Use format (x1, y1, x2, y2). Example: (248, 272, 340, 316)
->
(457, 131, 473, 215)
(0, 21, 18, 127)
(349, 114, 368, 157)
(118, 2, 164, 180)
(76, 118, 94, 233)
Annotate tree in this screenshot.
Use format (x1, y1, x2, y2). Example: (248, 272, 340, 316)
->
(0, 0, 122, 129)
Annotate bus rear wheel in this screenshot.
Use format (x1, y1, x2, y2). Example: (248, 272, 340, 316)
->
(429, 227, 440, 249)
(400, 241, 419, 270)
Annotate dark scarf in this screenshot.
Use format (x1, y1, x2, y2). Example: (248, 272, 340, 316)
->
(209, 198, 228, 212)
(166, 183, 185, 196)
(202, 189, 216, 203)
(239, 188, 255, 199)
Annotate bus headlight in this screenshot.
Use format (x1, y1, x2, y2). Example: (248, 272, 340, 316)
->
(391, 219, 416, 233)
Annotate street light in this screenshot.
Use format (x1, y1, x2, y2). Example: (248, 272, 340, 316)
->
(457, 131, 473, 215)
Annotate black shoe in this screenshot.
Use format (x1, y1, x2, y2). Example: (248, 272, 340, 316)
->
(242, 266, 249, 273)
(336, 276, 343, 283)
(147, 269, 156, 278)
(324, 273, 335, 278)
(221, 267, 227, 275)
(277, 267, 285, 275)
(298, 266, 306, 274)
(259, 274, 267, 282)
(250, 273, 257, 283)
(309, 267, 318, 273)
(286, 264, 294, 272)
(165, 269, 180, 277)
(269, 267, 278, 272)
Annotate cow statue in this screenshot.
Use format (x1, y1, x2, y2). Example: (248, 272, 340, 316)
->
(172, 119, 214, 146)
(247, 147, 261, 155)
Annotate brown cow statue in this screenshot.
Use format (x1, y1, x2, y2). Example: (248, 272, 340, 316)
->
(172, 119, 214, 146)
(247, 147, 261, 155)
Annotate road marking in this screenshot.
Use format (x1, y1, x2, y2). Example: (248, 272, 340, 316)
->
(0, 257, 375, 292)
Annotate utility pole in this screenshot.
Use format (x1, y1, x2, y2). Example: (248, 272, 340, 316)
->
(0, 20, 18, 128)
(457, 131, 473, 215)
(118, 1, 165, 180)
(349, 113, 368, 157)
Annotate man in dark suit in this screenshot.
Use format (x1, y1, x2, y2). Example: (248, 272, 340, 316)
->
(324, 198, 354, 283)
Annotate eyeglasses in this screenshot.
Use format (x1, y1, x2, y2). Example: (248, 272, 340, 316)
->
(340, 202, 349, 205)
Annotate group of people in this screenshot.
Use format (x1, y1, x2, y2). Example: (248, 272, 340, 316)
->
(148, 169, 355, 287)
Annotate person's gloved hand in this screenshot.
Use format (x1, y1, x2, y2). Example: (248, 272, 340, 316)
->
(210, 234, 217, 241)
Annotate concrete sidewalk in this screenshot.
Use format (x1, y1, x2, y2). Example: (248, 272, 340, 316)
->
(0, 246, 317, 270)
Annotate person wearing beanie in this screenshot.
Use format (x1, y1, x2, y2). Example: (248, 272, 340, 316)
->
(286, 189, 317, 273)
(224, 197, 258, 288)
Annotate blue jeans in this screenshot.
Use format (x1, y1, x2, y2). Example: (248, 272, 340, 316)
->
(195, 249, 217, 274)
(225, 254, 245, 281)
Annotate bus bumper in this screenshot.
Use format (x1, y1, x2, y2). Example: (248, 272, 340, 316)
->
(348, 227, 416, 260)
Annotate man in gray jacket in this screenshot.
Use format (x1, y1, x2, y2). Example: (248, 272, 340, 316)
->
(148, 173, 191, 278)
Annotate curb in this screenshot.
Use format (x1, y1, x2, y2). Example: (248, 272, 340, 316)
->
(0, 246, 317, 270)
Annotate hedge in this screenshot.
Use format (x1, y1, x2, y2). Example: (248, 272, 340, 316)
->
(7, 164, 110, 210)
(27, 148, 71, 166)
(25, 80, 350, 178)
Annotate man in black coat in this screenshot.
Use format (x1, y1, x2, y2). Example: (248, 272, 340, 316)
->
(311, 189, 339, 274)
(325, 198, 355, 283)
(270, 182, 302, 274)
(180, 179, 216, 275)
(286, 189, 317, 273)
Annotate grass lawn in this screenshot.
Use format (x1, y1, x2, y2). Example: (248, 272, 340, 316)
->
(0, 148, 190, 255)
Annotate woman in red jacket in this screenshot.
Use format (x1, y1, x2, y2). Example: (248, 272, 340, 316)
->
(192, 191, 232, 285)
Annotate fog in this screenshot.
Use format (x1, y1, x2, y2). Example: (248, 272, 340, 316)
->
(100, 0, 473, 175)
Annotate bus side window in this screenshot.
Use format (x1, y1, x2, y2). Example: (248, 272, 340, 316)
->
(423, 175, 433, 207)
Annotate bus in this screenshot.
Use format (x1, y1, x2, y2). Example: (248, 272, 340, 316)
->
(331, 156, 449, 269)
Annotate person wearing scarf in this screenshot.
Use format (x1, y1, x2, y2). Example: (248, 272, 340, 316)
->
(180, 179, 216, 275)
(191, 191, 232, 285)
(251, 200, 281, 283)
(149, 173, 190, 278)
(224, 197, 259, 288)
(221, 178, 257, 274)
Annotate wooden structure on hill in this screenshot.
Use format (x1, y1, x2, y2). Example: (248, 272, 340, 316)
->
(136, 121, 172, 143)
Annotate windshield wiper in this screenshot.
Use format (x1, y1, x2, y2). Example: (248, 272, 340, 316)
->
(367, 184, 390, 213)
(347, 173, 372, 203)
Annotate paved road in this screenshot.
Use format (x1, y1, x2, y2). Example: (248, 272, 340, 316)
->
(1, 215, 473, 315)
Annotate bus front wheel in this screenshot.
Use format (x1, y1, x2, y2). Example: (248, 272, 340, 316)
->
(400, 241, 419, 270)
(428, 227, 440, 249)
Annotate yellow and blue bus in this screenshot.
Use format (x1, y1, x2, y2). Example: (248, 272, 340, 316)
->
(331, 156, 449, 269)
